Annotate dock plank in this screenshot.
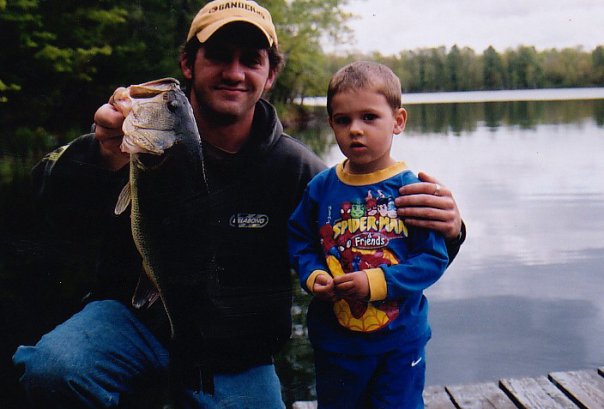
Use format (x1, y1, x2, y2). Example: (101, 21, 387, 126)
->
(446, 382, 517, 409)
(500, 376, 577, 409)
(549, 370, 604, 409)
(291, 368, 604, 409)
(424, 385, 457, 409)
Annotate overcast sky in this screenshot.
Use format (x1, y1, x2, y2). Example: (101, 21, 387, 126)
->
(324, 0, 604, 55)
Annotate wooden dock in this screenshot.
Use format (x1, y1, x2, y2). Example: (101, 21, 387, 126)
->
(293, 367, 604, 409)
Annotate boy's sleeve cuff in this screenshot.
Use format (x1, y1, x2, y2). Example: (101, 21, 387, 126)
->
(306, 270, 330, 294)
(365, 268, 387, 301)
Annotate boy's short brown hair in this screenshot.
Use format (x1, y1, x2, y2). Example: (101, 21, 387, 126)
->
(327, 61, 401, 116)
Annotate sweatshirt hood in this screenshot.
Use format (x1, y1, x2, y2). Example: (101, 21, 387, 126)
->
(240, 98, 283, 158)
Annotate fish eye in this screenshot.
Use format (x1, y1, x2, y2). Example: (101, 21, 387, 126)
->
(167, 100, 179, 112)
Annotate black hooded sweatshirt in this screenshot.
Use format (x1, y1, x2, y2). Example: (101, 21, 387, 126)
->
(32, 99, 325, 372)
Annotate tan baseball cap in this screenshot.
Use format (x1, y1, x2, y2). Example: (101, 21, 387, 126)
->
(186, 0, 278, 47)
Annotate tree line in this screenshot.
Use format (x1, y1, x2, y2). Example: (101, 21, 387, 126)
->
(319, 45, 604, 97)
(1, 0, 603, 148)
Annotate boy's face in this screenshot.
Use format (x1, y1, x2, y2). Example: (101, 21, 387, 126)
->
(329, 89, 407, 174)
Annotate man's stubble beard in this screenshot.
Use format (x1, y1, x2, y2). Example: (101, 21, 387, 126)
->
(194, 87, 243, 126)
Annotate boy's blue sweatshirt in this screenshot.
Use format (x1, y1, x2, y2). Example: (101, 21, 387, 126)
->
(288, 161, 449, 354)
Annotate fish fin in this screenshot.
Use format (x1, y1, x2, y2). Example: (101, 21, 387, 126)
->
(114, 183, 132, 215)
(131, 266, 160, 310)
(140, 261, 176, 338)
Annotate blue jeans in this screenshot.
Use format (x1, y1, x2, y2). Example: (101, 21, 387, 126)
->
(13, 300, 285, 409)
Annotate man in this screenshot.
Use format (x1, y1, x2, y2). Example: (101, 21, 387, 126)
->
(13, 1, 465, 408)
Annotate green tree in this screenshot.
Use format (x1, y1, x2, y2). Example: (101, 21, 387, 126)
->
(398, 50, 421, 92)
(541, 47, 592, 87)
(482, 46, 506, 89)
(505, 46, 543, 89)
(445, 45, 481, 91)
(0, 0, 356, 143)
(446, 45, 463, 91)
(0, 0, 197, 140)
(591, 46, 604, 86)
(427, 47, 447, 91)
(266, 0, 353, 104)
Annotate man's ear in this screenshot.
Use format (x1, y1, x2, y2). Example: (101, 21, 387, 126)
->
(393, 108, 407, 134)
(263, 69, 276, 92)
(180, 54, 193, 80)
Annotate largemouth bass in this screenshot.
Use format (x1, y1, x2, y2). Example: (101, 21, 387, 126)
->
(113, 78, 208, 342)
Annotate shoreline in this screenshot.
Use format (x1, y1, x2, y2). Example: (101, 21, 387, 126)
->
(297, 87, 604, 106)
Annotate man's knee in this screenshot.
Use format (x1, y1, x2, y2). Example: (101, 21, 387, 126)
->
(14, 337, 93, 390)
(14, 339, 114, 408)
(13, 301, 169, 408)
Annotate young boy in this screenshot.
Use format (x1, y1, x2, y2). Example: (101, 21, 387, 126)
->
(288, 61, 449, 409)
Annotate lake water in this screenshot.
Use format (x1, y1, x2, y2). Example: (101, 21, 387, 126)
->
(1, 90, 603, 406)
(401, 102, 604, 387)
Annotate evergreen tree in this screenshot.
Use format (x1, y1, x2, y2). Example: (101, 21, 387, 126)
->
(483, 46, 505, 89)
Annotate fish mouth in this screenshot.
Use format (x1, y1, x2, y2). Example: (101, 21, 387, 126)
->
(111, 78, 180, 116)
(130, 78, 180, 98)
(110, 87, 132, 116)
(120, 134, 166, 155)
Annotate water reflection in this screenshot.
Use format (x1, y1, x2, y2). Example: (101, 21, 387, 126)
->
(294, 99, 604, 160)
(428, 295, 602, 386)
(406, 99, 604, 133)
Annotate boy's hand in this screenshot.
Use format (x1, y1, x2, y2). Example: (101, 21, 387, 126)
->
(333, 271, 369, 301)
(313, 273, 337, 302)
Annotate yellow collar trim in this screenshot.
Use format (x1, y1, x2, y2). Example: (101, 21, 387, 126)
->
(336, 161, 408, 186)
